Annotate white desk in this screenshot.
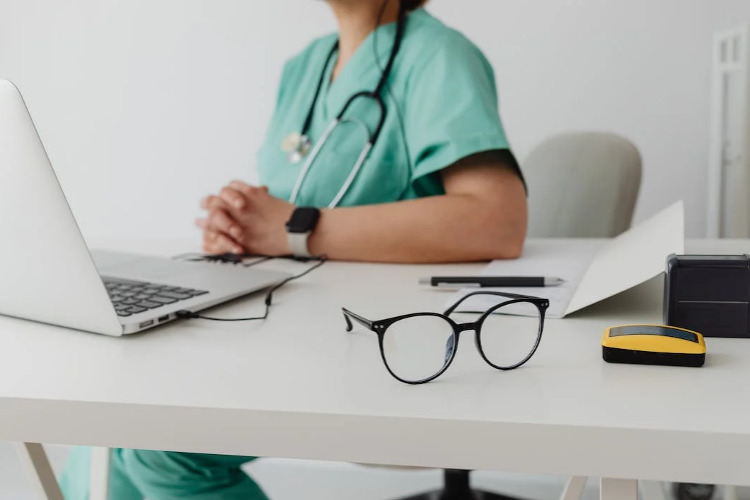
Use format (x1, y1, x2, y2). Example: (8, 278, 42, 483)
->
(2, 239, 750, 500)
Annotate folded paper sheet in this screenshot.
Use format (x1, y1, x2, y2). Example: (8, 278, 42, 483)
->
(453, 201, 685, 318)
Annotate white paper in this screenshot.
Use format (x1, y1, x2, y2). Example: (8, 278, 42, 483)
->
(451, 201, 685, 318)
(564, 200, 685, 315)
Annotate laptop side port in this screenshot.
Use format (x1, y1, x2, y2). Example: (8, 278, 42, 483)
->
(139, 320, 154, 329)
(158, 315, 170, 323)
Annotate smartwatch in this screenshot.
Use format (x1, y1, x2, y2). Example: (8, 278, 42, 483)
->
(285, 207, 321, 258)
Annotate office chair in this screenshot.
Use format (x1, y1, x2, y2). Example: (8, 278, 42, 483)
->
(524, 132, 642, 238)
(390, 132, 644, 500)
(397, 469, 528, 500)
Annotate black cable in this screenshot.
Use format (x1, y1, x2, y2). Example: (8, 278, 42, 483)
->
(173, 252, 274, 268)
(175, 256, 327, 322)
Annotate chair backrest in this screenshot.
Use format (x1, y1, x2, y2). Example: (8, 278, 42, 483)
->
(523, 132, 642, 238)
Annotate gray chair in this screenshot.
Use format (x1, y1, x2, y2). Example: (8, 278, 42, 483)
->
(524, 132, 642, 238)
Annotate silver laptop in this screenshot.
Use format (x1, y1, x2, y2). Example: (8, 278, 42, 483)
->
(0, 79, 290, 336)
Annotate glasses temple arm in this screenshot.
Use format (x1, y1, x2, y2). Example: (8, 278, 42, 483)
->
(444, 290, 538, 316)
(342, 308, 375, 332)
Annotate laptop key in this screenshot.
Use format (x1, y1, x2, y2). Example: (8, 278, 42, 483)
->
(103, 277, 147, 286)
(150, 295, 178, 304)
(157, 291, 192, 300)
(136, 300, 163, 309)
(129, 306, 147, 314)
(117, 311, 132, 317)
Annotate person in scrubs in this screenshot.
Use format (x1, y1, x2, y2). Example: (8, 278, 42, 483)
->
(197, 0, 527, 262)
(60, 0, 527, 499)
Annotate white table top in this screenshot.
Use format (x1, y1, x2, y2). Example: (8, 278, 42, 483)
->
(1, 239, 749, 485)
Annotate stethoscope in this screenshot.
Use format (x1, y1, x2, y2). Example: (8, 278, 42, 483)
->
(282, 2, 407, 208)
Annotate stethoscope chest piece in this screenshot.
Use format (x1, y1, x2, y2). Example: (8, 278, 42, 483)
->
(282, 132, 311, 164)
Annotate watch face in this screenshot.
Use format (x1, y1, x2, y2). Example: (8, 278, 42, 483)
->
(286, 207, 320, 233)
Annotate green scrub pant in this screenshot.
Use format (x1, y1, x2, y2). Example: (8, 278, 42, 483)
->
(59, 447, 268, 500)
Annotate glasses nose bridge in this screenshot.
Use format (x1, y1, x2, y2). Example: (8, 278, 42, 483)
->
(456, 321, 477, 333)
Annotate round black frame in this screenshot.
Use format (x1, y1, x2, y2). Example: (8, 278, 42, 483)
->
(343, 291, 550, 385)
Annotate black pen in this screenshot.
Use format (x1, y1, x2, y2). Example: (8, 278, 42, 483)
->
(419, 276, 566, 288)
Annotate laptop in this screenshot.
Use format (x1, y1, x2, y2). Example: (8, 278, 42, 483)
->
(0, 79, 290, 336)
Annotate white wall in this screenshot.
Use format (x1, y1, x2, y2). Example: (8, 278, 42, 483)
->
(1, 0, 748, 244)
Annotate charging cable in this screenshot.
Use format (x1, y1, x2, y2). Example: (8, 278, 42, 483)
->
(174, 253, 327, 322)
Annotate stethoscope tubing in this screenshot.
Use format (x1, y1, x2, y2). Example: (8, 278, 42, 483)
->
(289, 116, 374, 208)
(289, 92, 386, 208)
(289, 119, 338, 207)
(337, 91, 387, 144)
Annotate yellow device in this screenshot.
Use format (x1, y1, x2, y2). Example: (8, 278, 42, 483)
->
(602, 324, 706, 367)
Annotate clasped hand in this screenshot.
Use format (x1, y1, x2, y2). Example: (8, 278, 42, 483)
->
(196, 181, 295, 256)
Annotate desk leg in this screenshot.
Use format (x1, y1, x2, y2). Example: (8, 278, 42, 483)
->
(560, 476, 589, 500)
(724, 485, 738, 500)
(601, 478, 638, 500)
(14, 442, 64, 500)
(89, 447, 111, 500)
(640, 481, 667, 500)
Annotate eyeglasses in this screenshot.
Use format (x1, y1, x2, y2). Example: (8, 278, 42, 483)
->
(343, 291, 550, 385)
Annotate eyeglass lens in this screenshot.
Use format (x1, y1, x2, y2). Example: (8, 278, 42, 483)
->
(477, 301, 542, 369)
(381, 314, 455, 383)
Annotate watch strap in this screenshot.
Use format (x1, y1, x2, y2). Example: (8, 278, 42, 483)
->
(287, 231, 313, 258)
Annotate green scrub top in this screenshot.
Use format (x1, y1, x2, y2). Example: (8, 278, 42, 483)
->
(257, 8, 511, 208)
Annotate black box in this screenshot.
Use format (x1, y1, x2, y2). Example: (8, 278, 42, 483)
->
(664, 254, 750, 338)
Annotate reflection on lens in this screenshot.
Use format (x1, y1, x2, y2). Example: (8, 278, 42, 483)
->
(381, 314, 455, 382)
(478, 301, 541, 369)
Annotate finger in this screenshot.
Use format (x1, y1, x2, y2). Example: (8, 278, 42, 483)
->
(200, 195, 216, 210)
(201, 195, 231, 212)
(202, 229, 218, 244)
(203, 230, 243, 254)
(198, 223, 219, 242)
(228, 180, 257, 197)
(214, 232, 244, 254)
(219, 186, 247, 210)
(202, 239, 219, 254)
(209, 209, 243, 240)
(203, 239, 226, 255)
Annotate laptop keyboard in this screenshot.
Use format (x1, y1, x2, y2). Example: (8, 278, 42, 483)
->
(103, 277, 209, 317)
